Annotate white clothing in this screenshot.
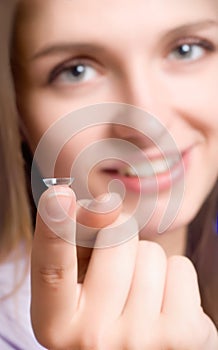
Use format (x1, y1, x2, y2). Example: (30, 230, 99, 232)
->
(0, 248, 46, 350)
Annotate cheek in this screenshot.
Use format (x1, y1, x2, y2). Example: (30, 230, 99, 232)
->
(18, 82, 115, 124)
(18, 90, 58, 148)
(19, 89, 107, 148)
(19, 90, 89, 153)
(171, 70, 218, 123)
(164, 60, 217, 113)
(51, 127, 107, 175)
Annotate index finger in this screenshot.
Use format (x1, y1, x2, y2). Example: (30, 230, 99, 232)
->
(31, 186, 79, 347)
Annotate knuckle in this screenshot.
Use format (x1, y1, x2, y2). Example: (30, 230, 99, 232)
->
(123, 327, 160, 350)
(165, 315, 211, 350)
(123, 339, 159, 350)
(33, 325, 78, 350)
(192, 313, 217, 347)
(139, 240, 166, 260)
(79, 335, 102, 350)
(149, 240, 166, 256)
(168, 255, 198, 278)
(168, 255, 193, 268)
(39, 265, 66, 287)
(32, 328, 61, 350)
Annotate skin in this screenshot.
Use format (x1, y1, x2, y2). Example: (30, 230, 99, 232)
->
(13, 0, 218, 348)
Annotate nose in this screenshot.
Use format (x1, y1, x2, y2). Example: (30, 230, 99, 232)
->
(111, 111, 164, 150)
(120, 57, 167, 114)
(111, 60, 170, 148)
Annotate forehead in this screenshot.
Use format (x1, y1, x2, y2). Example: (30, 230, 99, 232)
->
(18, 0, 216, 24)
(16, 0, 217, 52)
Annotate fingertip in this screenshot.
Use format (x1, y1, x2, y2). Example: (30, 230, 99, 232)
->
(88, 192, 123, 212)
(39, 185, 76, 220)
(41, 185, 76, 205)
(77, 192, 122, 230)
(35, 185, 77, 243)
(79, 192, 123, 213)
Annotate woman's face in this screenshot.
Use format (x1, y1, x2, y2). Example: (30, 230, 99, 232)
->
(14, 0, 218, 237)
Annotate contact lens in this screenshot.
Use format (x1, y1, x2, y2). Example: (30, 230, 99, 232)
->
(43, 177, 74, 188)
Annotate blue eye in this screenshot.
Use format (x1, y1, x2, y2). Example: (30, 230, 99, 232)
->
(168, 43, 206, 62)
(50, 62, 97, 84)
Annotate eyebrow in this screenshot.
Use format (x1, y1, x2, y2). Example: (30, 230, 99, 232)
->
(163, 19, 218, 38)
(30, 19, 218, 61)
(30, 43, 107, 61)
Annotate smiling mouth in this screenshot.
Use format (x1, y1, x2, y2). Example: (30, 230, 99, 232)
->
(102, 154, 182, 178)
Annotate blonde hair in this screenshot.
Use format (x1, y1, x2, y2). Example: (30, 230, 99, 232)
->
(0, 0, 32, 261)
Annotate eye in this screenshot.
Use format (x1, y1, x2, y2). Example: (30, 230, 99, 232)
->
(168, 41, 213, 62)
(49, 61, 98, 85)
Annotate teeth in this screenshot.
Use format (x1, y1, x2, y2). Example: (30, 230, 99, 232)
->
(119, 155, 180, 177)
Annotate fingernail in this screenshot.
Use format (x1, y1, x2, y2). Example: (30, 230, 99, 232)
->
(88, 192, 122, 211)
(95, 193, 112, 203)
(44, 187, 74, 222)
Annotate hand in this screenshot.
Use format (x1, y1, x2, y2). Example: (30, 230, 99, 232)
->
(31, 186, 218, 349)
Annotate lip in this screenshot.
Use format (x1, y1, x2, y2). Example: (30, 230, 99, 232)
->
(100, 148, 191, 194)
